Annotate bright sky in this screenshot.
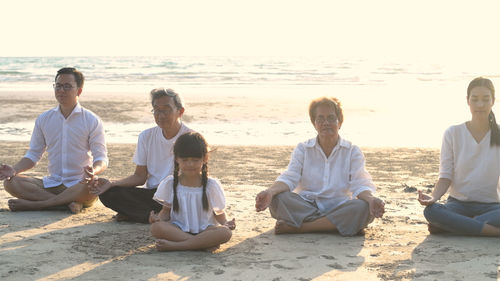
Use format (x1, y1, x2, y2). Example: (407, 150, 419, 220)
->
(1, 0, 500, 62)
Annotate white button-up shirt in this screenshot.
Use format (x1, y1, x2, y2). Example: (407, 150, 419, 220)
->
(276, 136, 376, 213)
(24, 103, 108, 188)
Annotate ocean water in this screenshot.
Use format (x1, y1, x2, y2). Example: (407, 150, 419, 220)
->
(0, 56, 498, 148)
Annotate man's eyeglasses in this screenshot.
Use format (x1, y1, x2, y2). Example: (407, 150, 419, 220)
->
(53, 83, 75, 91)
(151, 107, 174, 115)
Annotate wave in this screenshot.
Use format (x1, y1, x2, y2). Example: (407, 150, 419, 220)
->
(0, 56, 494, 86)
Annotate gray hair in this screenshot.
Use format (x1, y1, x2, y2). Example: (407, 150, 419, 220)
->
(150, 88, 184, 109)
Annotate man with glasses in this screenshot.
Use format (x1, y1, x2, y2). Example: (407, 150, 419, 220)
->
(91, 88, 192, 223)
(0, 67, 108, 213)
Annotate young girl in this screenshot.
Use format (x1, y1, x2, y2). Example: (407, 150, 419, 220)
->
(418, 77, 500, 236)
(150, 132, 236, 251)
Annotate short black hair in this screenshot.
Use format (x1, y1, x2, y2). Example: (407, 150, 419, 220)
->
(55, 67, 84, 88)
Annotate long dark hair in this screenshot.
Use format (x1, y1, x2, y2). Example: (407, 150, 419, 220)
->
(467, 77, 500, 146)
(172, 132, 209, 212)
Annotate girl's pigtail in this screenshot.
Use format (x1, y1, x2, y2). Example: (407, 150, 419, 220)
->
(173, 161, 180, 212)
(201, 163, 209, 211)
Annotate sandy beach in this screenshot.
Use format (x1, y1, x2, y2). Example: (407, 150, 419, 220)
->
(1, 141, 499, 281)
(3, 1, 500, 278)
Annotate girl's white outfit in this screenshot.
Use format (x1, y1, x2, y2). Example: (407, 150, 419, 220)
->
(153, 175, 226, 234)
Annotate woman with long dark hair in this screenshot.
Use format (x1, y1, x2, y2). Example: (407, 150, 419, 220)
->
(418, 77, 500, 236)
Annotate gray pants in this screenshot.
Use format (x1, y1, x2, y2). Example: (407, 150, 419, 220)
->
(270, 192, 374, 236)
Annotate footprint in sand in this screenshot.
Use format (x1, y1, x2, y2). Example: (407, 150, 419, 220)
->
(321, 255, 336, 260)
(273, 264, 294, 270)
(327, 263, 345, 269)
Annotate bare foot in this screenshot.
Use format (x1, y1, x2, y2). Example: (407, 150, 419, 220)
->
(274, 220, 299, 234)
(68, 202, 83, 214)
(8, 199, 40, 211)
(155, 239, 176, 251)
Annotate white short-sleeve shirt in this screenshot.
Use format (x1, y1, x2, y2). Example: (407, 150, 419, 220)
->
(132, 123, 192, 189)
(440, 123, 500, 203)
(276, 136, 376, 213)
(153, 175, 226, 233)
(24, 103, 108, 188)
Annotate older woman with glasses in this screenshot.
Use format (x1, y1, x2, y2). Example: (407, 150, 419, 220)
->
(91, 88, 193, 223)
(255, 97, 384, 236)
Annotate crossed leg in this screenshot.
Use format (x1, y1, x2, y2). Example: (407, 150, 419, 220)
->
(151, 221, 232, 251)
(3, 176, 96, 213)
(269, 192, 375, 235)
(275, 216, 336, 234)
(3, 176, 54, 201)
(424, 199, 500, 236)
(475, 208, 500, 237)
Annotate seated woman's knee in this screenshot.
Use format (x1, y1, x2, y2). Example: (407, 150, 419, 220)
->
(352, 199, 370, 213)
(3, 179, 11, 189)
(423, 204, 441, 221)
(272, 191, 293, 204)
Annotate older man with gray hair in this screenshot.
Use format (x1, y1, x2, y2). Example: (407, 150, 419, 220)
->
(92, 88, 192, 223)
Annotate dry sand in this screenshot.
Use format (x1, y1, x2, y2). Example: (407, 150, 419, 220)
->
(1, 142, 499, 281)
